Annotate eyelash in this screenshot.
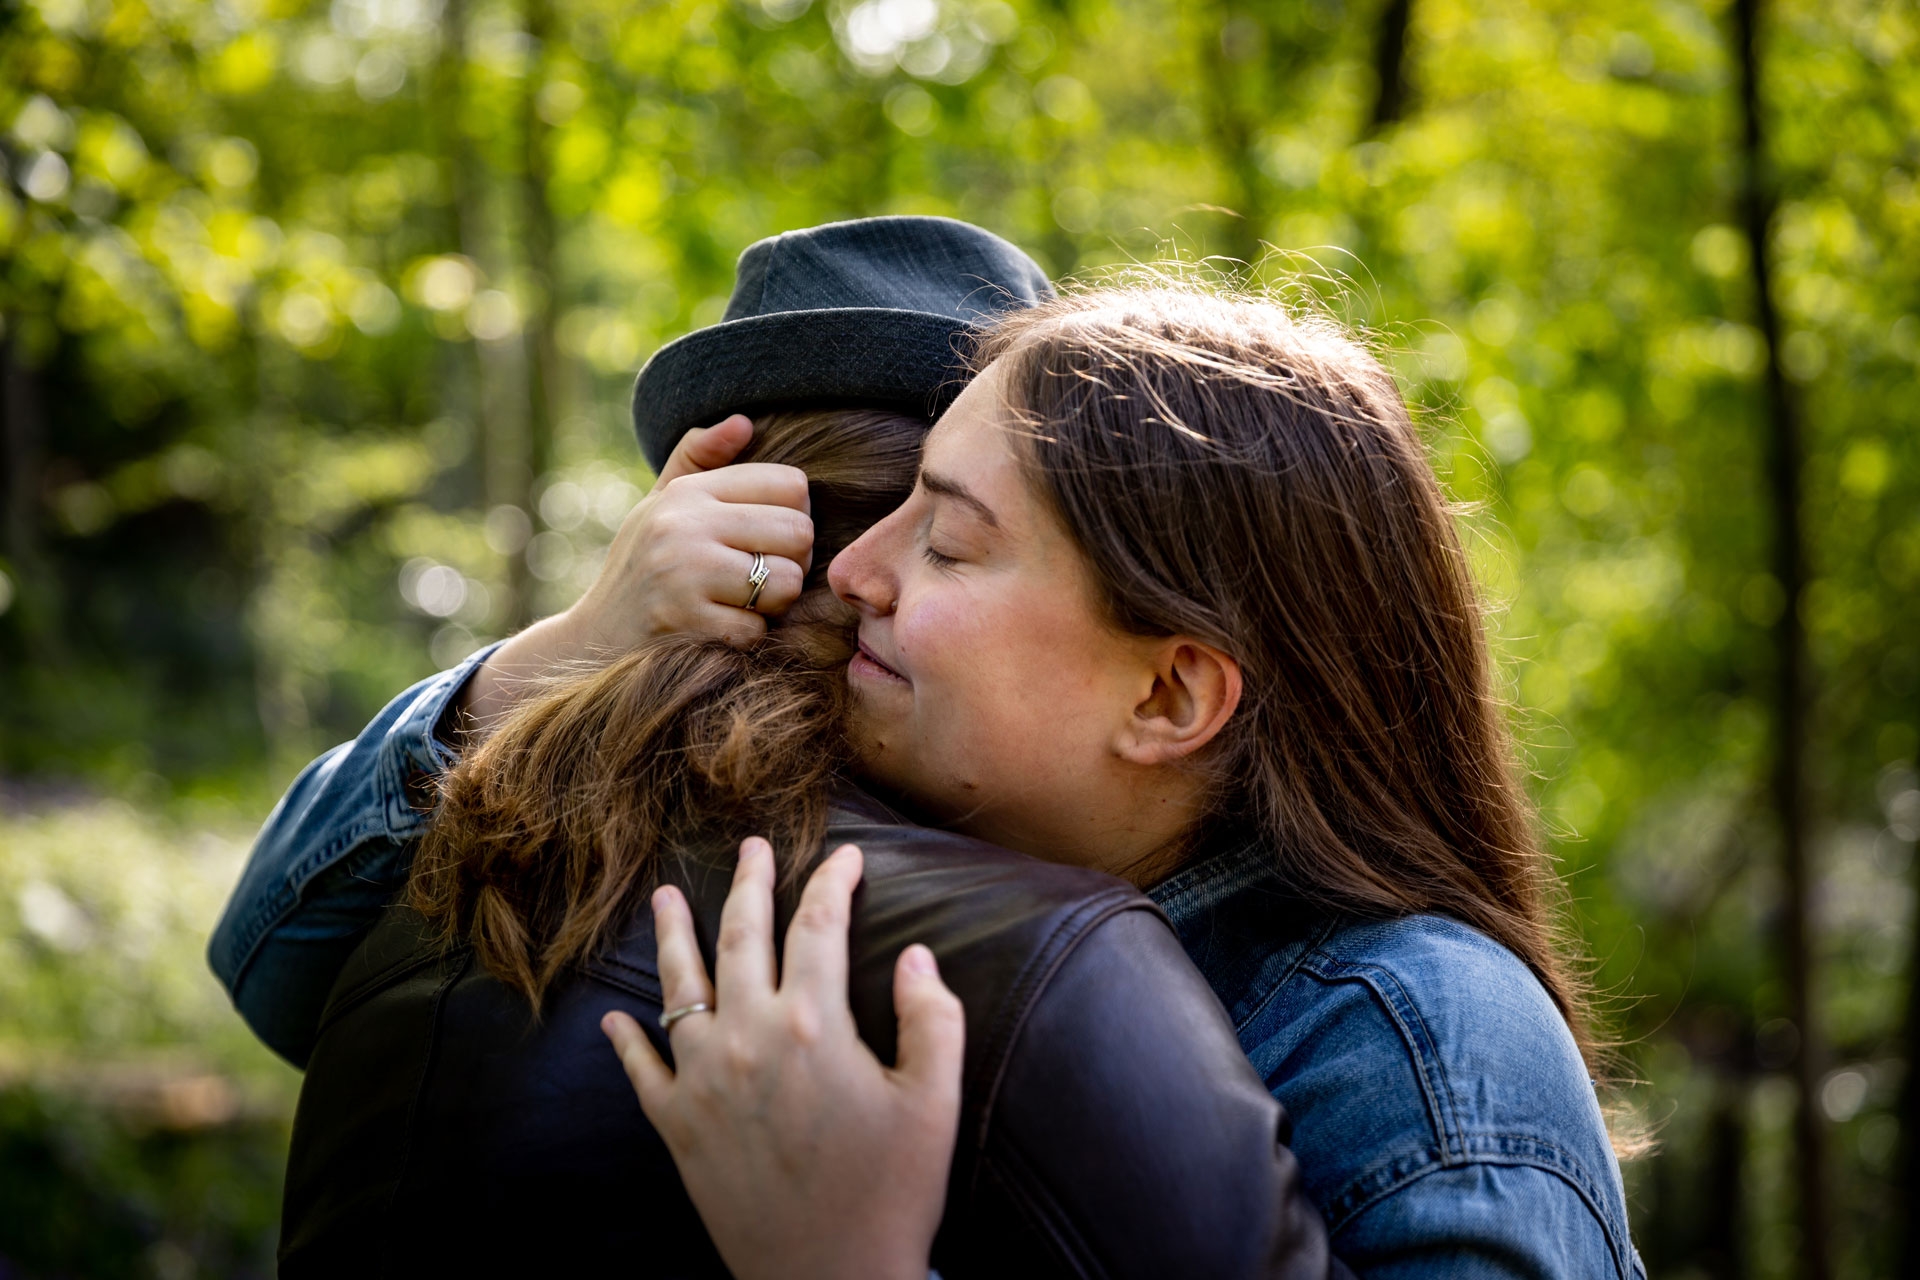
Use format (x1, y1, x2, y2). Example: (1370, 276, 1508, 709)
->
(922, 545, 959, 569)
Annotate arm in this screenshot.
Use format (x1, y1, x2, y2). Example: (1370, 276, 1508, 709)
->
(209, 417, 814, 1064)
(1250, 925, 1642, 1278)
(1336, 1163, 1639, 1279)
(207, 649, 492, 1065)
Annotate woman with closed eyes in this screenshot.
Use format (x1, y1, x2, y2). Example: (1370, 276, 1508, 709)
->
(606, 283, 1642, 1279)
(215, 217, 1641, 1277)
(277, 403, 1345, 1280)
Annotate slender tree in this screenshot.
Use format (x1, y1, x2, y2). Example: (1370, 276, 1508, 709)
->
(1730, 1, 1828, 1275)
(0, 336, 52, 658)
(1904, 750, 1920, 1275)
(1370, 0, 1413, 130)
(1196, 2, 1267, 266)
(436, 0, 536, 626)
(519, 0, 563, 520)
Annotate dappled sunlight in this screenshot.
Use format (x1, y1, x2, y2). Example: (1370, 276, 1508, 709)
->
(2, 0, 1917, 1272)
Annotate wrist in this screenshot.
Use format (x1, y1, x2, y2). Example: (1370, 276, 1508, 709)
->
(453, 610, 593, 741)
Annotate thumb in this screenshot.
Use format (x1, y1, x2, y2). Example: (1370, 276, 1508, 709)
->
(889, 945, 965, 1103)
(655, 414, 754, 486)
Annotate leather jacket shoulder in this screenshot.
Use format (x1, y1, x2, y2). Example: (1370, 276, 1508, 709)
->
(281, 793, 1349, 1279)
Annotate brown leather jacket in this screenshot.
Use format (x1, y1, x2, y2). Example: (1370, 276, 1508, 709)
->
(280, 791, 1350, 1279)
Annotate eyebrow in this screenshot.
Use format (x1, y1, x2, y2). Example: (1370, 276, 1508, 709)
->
(920, 469, 1001, 528)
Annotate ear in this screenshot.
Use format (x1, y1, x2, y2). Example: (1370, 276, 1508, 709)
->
(1115, 637, 1243, 767)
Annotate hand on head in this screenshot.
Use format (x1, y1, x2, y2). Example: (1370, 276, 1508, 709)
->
(455, 414, 816, 737)
(601, 837, 965, 1280)
(577, 414, 815, 650)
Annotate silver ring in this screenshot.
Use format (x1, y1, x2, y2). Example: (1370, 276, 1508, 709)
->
(743, 552, 771, 611)
(659, 1001, 712, 1031)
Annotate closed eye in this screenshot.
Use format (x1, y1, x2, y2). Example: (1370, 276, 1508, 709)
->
(922, 544, 960, 569)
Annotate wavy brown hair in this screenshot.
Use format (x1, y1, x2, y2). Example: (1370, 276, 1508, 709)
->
(408, 408, 924, 1005)
(977, 285, 1606, 1086)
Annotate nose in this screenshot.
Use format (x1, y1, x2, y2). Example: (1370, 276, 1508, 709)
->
(829, 504, 905, 618)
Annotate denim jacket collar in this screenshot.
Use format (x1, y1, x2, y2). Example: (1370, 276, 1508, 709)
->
(1146, 837, 1334, 1033)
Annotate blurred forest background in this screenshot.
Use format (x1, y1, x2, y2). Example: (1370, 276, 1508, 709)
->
(0, 0, 1915, 1274)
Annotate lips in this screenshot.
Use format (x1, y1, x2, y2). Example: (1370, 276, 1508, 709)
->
(853, 637, 908, 684)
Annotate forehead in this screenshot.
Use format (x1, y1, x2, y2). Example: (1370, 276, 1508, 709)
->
(925, 358, 1017, 474)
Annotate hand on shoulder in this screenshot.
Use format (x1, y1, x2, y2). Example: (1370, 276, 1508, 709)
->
(601, 837, 965, 1280)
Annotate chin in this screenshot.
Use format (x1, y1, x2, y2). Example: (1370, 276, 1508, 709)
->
(847, 710, 904, 786)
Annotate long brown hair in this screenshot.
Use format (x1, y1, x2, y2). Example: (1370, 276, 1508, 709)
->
(977, 285, 1602, 1077)
(408, 408, 924, 1004)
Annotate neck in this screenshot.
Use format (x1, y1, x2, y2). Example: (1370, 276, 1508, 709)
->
(944, 767, 1206, 888)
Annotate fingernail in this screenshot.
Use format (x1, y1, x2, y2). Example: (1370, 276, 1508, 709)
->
(902, 944, 936, 976)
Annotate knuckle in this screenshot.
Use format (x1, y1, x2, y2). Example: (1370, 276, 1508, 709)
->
(646, 507, 682, 541)
(776, 468, 809, 504)
(716, 917, 757, 953)
(783, 1003, 822, 1048)
(719, 1033, 760, 1082)
(791, 898, 844, 934)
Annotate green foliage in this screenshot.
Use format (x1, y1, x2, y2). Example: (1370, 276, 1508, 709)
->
(0, 797, 297, 1276)
(0, 1087, 286, 1280)
(1, 0, 1917, 1275)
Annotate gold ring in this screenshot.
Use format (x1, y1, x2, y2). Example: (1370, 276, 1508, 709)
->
(659, 1001, 712, 1031)
(744, 552, 771, 611)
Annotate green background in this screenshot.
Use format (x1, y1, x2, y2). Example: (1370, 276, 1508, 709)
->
(1, 0, 1916, 1275)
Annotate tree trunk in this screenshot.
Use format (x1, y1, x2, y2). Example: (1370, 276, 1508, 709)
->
(1, 334, 56, 658)
(438, 0, 537, 629)
(1902, 821, 1920, 1276)
(1370, 0, 1413, 130)
(518, 0, 562, 622)
(1197, 2, 1266, 267)
(1730, 2, 1828, 1276)
(1703, 1068, 1750, 1279)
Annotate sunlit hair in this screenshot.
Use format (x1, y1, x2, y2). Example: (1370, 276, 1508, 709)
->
(407, 408, 924, 1005)
(975, 283, 1623, 1129)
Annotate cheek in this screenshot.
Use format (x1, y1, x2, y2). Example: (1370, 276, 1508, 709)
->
(897, 580, 1112, 748)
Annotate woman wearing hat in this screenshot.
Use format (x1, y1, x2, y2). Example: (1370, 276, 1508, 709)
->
(213, 222, 1639, 1276)
(222, 218, 1347, 1278)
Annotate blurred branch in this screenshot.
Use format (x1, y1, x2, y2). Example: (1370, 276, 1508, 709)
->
(1730, 1, 1829, 1276)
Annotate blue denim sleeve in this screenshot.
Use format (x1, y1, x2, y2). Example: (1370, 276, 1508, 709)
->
(1335, 1163, 1638, 1278)
(1239, 916, 1645, 1279)
(207, 643, 502, 1067)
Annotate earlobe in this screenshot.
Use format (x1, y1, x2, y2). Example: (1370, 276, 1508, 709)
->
(1117, 639, 1243, 766)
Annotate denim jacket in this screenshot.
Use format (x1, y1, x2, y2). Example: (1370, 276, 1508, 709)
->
(211, 653, 1644, 1277)
(207, 646, 501, 1064)
(1150, 844, 1645, 1278)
